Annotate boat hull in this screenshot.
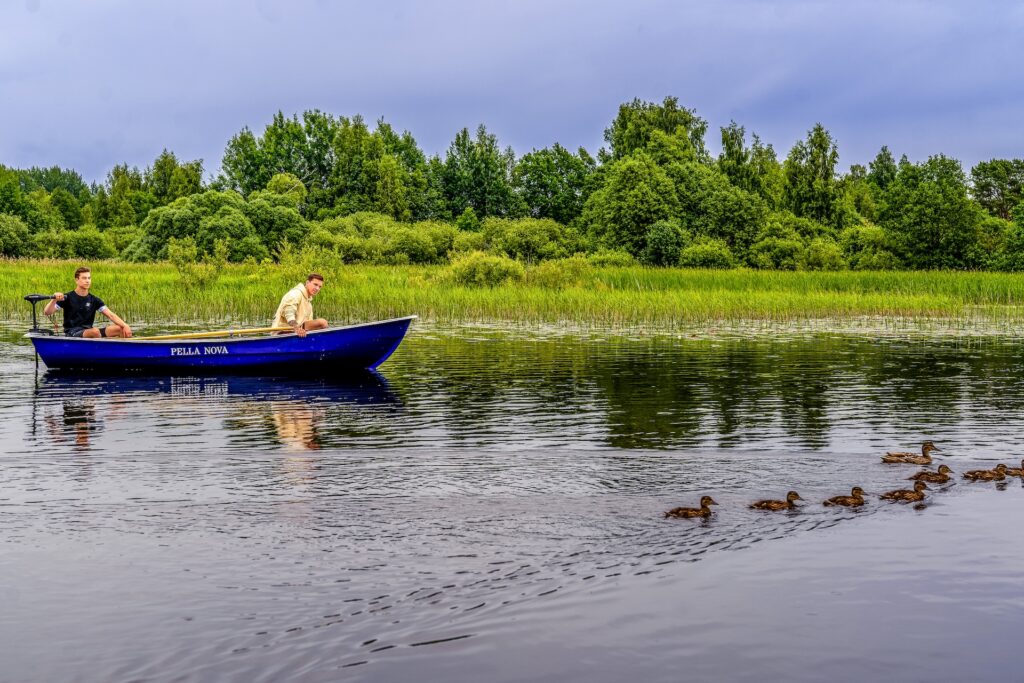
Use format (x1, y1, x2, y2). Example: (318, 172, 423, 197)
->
(27, 316, 415, 375)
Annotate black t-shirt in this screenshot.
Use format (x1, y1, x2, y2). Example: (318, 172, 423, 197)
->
(57, 291, 106, 332)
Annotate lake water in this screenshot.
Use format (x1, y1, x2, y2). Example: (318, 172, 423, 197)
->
(1, 323, 1022, 682)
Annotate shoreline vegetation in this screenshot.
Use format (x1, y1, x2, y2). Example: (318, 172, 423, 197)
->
(3, 97, 1024, 287)
(5, 259, 1024, 335)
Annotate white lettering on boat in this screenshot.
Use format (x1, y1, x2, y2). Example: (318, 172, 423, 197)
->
(170, 345, 230, 356)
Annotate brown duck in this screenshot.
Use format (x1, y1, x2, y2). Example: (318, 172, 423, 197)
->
(908, 464, 954, 483)
(880, 481, 929, 502)
(750, 491, 803, 511)
(823, 487, 866, 507)
(962, 463, 1008, 481)
(1003, 460, 1024, 477)
(881, 441, 940, 465)
(665, 496, 718, 519)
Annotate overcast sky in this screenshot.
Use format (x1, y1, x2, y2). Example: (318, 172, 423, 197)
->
(2, 0, 1022, 183)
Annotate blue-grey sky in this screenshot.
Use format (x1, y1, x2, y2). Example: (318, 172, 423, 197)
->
(2, 0, 1022, 183)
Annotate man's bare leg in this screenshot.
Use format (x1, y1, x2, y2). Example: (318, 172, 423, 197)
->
(83, 326, 123, 338)
(302, 319, 329, 332)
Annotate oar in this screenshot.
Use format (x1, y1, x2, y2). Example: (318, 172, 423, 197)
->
(137, 327, 293, 341)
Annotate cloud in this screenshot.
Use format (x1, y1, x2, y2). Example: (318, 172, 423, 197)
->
(1, 0, 1021, 182)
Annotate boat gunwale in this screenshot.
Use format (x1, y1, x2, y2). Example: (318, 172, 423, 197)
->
(24, 315, 417, 345)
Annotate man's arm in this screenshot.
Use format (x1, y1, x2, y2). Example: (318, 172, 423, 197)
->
(280, 293, 307, 337)
(102, 308, 132, 337)
(43, 292, 64, 316)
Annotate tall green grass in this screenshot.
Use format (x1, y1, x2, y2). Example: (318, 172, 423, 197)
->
(3, 258, 1024, 331)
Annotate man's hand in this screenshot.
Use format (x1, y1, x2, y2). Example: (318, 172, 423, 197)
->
(121, 324, 132, 338)
(53, 292, 64, 302)
(293, 323, 307, 338)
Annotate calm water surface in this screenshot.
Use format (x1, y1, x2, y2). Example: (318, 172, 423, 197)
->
(1, 323, 1022, 682)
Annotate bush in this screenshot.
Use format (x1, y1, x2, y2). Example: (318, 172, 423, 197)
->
(455, 207, 480, 232)
(805, 237, 847, 271)
(0, 213, 30, 257)
(678, 238, 737, 269)
(167, 236, 227, 289)
(28, 229, 74, 258)
(445, 251, 525, 287)
(642, 219, 689, 266)
(839, 224, 901, 270)
(451, 230, 486, 254)
(384, 226, 437, 264)
(304, 226, 338, 250)
(232, 234, 271, 263)
(121, 234, 159, 262)
(482, 217, 574, 263)
(67, 226, 116, 259)
(526, 255, 594, 288)
(103, 224, 144, 254)
(748, 221, 805, 270)
(587, 249, 637, 267)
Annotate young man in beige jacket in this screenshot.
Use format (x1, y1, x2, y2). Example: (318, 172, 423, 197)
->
(272, 273, 329, 337)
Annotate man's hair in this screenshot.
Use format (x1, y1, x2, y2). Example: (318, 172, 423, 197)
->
(307, 273, 324, 283)
(74, 267, 91, 280)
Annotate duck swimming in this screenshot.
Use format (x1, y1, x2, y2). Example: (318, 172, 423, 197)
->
(962, 463, 1008, 481)
(908, 464, 954, 483)
(880, 481, 929, 502)
(823, 487, 866, 507)
(881, 441, 940, 465)
(665, 496, 718, 519)
(750, 491, 802, 511)
(1003, 460, 1024, 477)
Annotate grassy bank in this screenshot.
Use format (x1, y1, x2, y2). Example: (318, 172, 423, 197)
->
(4, 258, 1024, 331)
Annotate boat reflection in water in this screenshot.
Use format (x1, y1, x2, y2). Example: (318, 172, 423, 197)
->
(32, 371, 401, 455)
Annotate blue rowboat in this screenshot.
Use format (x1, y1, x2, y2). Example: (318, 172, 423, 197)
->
(25, 316, 416, 374)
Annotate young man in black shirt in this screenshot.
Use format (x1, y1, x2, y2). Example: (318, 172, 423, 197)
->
(42, 266, 133, 338)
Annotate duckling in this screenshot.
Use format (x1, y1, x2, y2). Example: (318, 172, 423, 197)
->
(908, 464, 954, 484)
(962, 463, 1008, 481)
(881, 441, 940, 465)
(880, 481, 929, 502)
(664, 496, 718, 519)
(750, 491, 803, 511)
(1003, 459, 1024, 477)
(823, 487, 866, 507)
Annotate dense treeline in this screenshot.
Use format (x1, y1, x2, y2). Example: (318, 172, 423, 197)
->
(2, 97, 1024, 272)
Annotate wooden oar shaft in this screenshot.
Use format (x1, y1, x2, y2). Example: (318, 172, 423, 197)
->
(138, 327, 293, 341)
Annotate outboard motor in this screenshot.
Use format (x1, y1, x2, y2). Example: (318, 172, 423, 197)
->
(23, 294, 56, 335)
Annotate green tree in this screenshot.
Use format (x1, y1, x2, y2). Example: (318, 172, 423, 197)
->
(880, 155, 984, 269)
(146, 149, 202, 204)
(263, 172, 308, 207)
(13, 166, 89, 196)
(642, 219, 689, 266)
(970, 159, 1024, 220)
(373, 154, 410, 220)
(667, 161, 767, 262)
(50, 187, 82, 229)
(582, 152, 679, 257)
(718, 122, 784, 208)
(513, 143, 595, 225)
(603, 96, 708, 161)
(0, 213, 30, 256)
(442, 125, 525, 218)
(783, 124, 840, 226)
(221, 110, 339, 209)
(867, 146, 898, 190)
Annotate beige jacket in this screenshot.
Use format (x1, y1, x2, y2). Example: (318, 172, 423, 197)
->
(272, 283, 314, 330)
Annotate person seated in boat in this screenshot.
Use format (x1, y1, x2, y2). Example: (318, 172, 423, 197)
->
(42, 266, 132, 338)
(272, 273, 329, 338)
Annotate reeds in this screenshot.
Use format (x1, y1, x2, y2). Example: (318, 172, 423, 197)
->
(4, 258, 1024, 331)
